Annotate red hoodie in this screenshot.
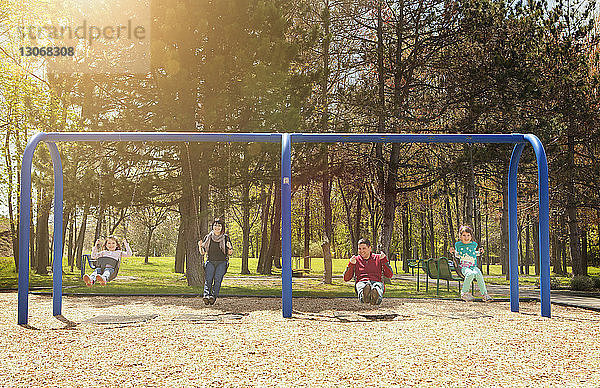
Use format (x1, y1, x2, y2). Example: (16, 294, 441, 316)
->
(343, 253, 393, 283)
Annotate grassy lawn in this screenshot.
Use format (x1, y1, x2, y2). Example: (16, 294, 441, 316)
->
(1, 256, 597, 298)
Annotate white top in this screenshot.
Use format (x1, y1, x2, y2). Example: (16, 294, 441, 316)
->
(91, 241, 132, 262)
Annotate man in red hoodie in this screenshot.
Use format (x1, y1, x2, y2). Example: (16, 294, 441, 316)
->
(343, 238, 394, 305)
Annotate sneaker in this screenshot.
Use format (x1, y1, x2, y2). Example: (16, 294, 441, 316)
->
(361, 284, 372, 304)
(208, 296, 216, 305)
(96, 274, 106, 286)
(461, 292, 474, 302)
(369, 288, 380, 305)
(83, 274, 93, 287)
(202, 296, 210, 305)
(482, 294, 494, 303)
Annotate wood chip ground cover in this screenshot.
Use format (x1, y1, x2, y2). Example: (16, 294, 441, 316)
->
(1, 293, 599, 387)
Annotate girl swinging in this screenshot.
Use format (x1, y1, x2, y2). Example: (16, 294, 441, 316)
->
(83, 236, 132, 286)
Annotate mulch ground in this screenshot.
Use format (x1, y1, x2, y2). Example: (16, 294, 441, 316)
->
(1, 292, 599, 387)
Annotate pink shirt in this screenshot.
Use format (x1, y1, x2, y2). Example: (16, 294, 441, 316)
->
(91, 241, 132, 263)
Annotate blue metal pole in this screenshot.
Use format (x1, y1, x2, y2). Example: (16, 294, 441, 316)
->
(16, 131, 552, 321)
(18, 133, 47, 325)
(508, 143, 525, 313)
(524, 135, 551, 318)
(281, 133, 292, 318)
(48, 142, 64, 317)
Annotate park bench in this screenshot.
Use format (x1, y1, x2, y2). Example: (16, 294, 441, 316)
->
(407, 258, 429, 291)
(406, 257, 422, 276)
(292, 257, 311, 277)
(421, 257, 465, 296)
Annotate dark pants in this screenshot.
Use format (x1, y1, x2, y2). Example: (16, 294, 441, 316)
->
(204, 260, 228, 299)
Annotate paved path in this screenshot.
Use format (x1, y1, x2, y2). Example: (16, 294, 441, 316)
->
(394, 273, 600, 312)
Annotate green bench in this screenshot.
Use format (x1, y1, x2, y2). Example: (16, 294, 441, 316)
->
(406, 258, 427, 291)
(406, 258, 422, 276)
(421, 257, 466, 296)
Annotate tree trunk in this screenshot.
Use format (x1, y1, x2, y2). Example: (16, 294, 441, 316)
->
(379, 144, 400, 254)
(560, 215, 568, 275)
(561, 236, 568, 276)
(500, 169, 509, 279)
(70, 207, 77, 269)
(68, 210, 75, 271)
(4, 127, 19, 271)
(428, 193, 435, 259)
(175, 216, 186, 274)
(261, 184, 281, 274)
(475, 186, 481, 248)
(485, 191, 490, 275)
(180, 143, 203, 287)
(581, 228, 588, 276)
(30, 189, 38, 269)
(551, 233, 557, 274)
(270, 186, 282, 270)
(518, 221, 523, 275)
(368, 188, 378, 250)
(241, 180, 251, 275)
(402, 202, 410, 273)
(466, 147, 474, 227)
(75, 204, 90, 269)
(62, 206, 71, 252)
(144, 226, 154, 264)
(354, 188, 362, 254)
(551, 232, 563, 275)
(567, 203, 582, 275)
(525, 215, 531, 275)
(597, 211, 600, 267)
(257, 185, 272, 274)
(443, 178, 455, 251)
(95, 204, 104, 240)
(199, 161, 210, 239)
(566, 134, 582, 275)
(35, 189, 51, 275)
(420, 211, 427, 260)
(454, 180, 461, 230)
(304, 183, 311, 269)
(443, 209, 449, 259)
(321, 145, 333, 284)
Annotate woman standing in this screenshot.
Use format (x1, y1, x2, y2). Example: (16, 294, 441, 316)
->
(198, 218, 233, 305)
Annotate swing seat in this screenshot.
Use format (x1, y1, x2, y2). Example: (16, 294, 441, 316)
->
(353, 279, 386, 297)
(86, 256, 120, 282)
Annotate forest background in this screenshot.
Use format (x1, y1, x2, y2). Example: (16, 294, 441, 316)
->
(1, 0, 600, 288)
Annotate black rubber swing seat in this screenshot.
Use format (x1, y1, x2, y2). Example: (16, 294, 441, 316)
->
(92, 256, 121, 282)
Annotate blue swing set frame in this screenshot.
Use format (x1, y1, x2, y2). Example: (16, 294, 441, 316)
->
(17, 132, 551, 324)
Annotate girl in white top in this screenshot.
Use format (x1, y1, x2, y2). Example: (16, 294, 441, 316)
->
(83, 236, 132, 286)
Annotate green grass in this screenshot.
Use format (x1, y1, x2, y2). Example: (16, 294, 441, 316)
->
(1, 256, 598, 297)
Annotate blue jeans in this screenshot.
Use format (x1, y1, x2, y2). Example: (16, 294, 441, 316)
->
(355, 280, 384, 304)
(204, 260, 228, 298)
(91, 267, 114, 282)
(461, 266, 488, 295)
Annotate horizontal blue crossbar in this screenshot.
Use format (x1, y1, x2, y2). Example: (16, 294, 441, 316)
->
(39, 132, 527, 144)
(291, 133, 528, 144)
(42, 132, 283, 143)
